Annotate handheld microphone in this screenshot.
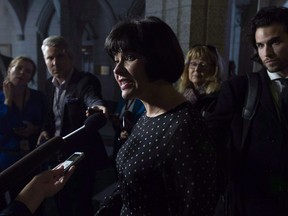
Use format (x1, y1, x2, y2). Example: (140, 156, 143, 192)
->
(0, 112, 107, 194)
(63, 111, 107, 143)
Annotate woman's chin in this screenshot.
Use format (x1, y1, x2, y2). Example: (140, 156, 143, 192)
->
(121, 92, 134, 100)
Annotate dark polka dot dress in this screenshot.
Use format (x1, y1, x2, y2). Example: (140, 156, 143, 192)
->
(114, 102, 217, 216)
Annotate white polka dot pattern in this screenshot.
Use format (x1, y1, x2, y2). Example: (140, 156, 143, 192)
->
(104, 102, 217, 215)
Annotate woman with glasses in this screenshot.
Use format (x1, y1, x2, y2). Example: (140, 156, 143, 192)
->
(177, 45, 224, 117)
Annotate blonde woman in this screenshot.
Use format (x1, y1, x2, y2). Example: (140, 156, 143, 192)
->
(177, 45, 224, 117)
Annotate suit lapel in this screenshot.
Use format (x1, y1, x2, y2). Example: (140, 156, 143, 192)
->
(258, 69, 281, 122)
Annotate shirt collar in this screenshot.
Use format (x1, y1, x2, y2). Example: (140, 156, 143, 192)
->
(266, 70, 284, 81)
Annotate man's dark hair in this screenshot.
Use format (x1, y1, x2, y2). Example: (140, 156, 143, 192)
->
(248, 6, 288, 50)
(104, 16, 184, 83)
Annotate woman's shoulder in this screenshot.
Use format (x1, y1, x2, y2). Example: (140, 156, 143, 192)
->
(169, 101, 201, 119)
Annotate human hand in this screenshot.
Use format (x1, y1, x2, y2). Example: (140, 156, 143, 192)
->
(120, 130, 129, 141)
(2, 80, 13, 106)
(34, 166, 74, 197)
(14, 121, 39, 138)
(15, 166, 75, 214)
(86, 105, 107, 117)
(37, 131, 51, 145)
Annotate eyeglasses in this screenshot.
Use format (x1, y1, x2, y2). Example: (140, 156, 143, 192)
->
(189, 61, 211, 70)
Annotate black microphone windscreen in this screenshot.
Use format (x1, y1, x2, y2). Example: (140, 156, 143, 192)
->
(84, 112, 107, 131)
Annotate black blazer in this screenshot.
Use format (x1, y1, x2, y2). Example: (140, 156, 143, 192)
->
(0, 54, 12, 83)
(0, 54, 12, 68)
(43, 69, 109, 170)
(207, 68, 288, 215)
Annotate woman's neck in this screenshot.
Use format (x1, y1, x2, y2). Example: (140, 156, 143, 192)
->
(14, 85, 27, 95)
(13, 87, 29, 110)
(141, 81, 186, 117)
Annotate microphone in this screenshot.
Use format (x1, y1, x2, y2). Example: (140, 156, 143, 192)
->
(63, 111, 107, 143)
(0, 112, 107, 194)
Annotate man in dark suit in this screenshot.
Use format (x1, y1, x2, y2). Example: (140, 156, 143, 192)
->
(0, 53, 12, 85)
(207, 6, 288, 216)
(38, 35, 109, 216)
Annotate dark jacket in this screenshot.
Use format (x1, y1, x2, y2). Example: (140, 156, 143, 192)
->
(183, 85, 219, 118)
(0, 54, 12, 68)
(194, 91, 219, 118)
(43, 69, 109, 170)
(0, 54, 12, 85)
(207, 68, 288, 216)
(0, 201, 31, 216)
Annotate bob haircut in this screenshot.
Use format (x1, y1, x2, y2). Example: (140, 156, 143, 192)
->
(105, 16, 184, 83)
(7, 56, 37, 81)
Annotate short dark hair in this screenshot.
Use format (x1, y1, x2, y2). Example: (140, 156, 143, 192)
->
(104, 16, 184, 83)
(248, 6, 288, 50)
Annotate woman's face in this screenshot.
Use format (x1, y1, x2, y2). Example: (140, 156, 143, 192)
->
(188, 57, 214, 88)
(8, 60, 34, 87)
(113, 51, 150, 100)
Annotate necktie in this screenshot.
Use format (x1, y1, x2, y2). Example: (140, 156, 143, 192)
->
(279, 78, 288, 122)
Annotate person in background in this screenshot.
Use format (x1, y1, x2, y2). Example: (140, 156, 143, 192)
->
(97, 16, 217, 216)
(0, 56, 46, 210)
(177, 44, 224, 118)
(0, 54, 13, 88)
(228, 60, 236, 78)
(207, 6, 288, 215)
(110, 98, 145, 164)
(38, 35, 109, 216)
(0, 166, 74, 216)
